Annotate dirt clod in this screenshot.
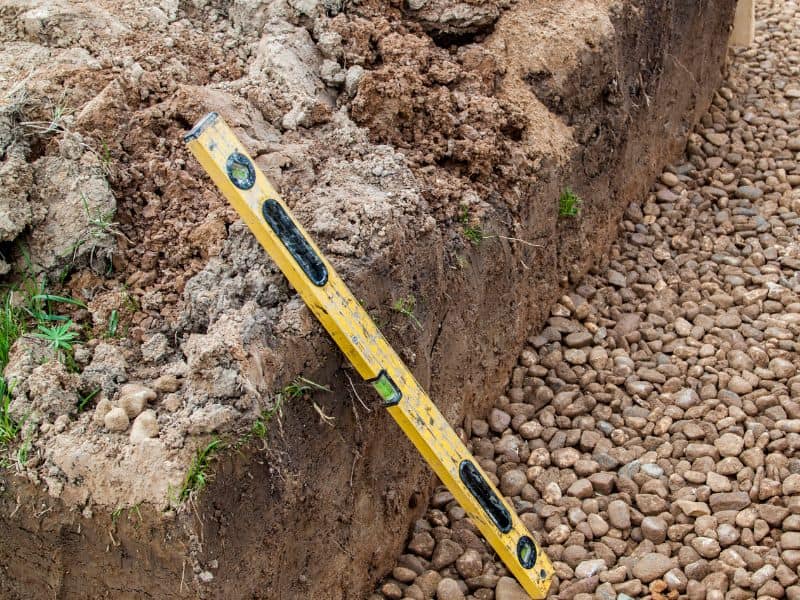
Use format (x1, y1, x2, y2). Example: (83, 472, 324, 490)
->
(103, 406, 129, 432)
(130, 409, 159, 443)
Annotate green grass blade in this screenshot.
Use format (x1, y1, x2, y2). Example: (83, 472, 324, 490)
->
(30, 294, 87, 309)
(0, 295, 24, 371)
(31, 313, 71, 322)
(107, 309, 119, 337)
(0, 379, 20, 446)
(77, 388, 101, 412)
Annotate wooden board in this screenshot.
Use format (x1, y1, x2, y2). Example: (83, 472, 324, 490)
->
(731, 0, 755, 47)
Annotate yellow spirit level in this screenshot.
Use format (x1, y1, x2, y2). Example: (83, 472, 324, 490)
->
(184, 113, 553, 598)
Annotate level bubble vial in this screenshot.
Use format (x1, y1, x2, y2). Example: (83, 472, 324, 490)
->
(370, 370, 401, 406)
(226, 151, 256, 190)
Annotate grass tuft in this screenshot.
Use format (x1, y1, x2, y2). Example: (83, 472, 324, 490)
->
(179, 438, 223, 502)
(0, 295, 24, 369)
(61, 194, 125, 272)
(19, 101, 69, 136)
(280, 376, 331, 401)
(459, 207, 487, 246)
(0, 379, 20, 447)
(0, 272, 86, 459)
(391, 295, 423, 330)
(251, 395, 285, 439)
(558, 188, 582, 218)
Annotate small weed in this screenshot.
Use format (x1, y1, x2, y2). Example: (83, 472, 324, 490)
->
(228, 396, 285, 454)
(251, 395, 285, 439)
(459, 207, 487, 246)
(19, 102, 69, 136)
(391, 295, 423, 330)
(0, 294, 25, 369)
(128, 503, 142, 524)
(0, 278, 84, 456)
(21, 277, 58, 324)
(17, 274, 85, 345)
(179, 438, 222, 502)
(33, 321, 78, 353)
(87, 211, 116, 239)
(177, 378, 331, 501)
(280, 376, 335, 428)
(47, 104, 68, 134)
(0, 268, 88, 376)
(121, 285, 140, 313)
(29, 294, 87, 313)
(250, 416, 268, 439)
(32, 320, 80, 371)
(0, 379, 20, 448)
(110, 503, 144, 525)
(81, 194, 121, 240)
(62, 194, 127, 271)
(19, 269, 86, 326)
(558, 188, 582, 218)
(99, 140, 113, 174)
(77, 388, 101, 412)
(15, 423, 33, 467)
(463, 225, 486, 246)
(457, 208, 542, 253)
(109, 503, 142, 527)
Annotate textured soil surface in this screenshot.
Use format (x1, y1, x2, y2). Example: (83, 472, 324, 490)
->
(0, 0, 736, 598)
(374, 3, 800, 599)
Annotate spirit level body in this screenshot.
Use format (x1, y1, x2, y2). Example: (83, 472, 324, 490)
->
(184, 113, 553, 598)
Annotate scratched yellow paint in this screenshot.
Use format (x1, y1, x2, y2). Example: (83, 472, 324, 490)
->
(185, 113, 553, 598)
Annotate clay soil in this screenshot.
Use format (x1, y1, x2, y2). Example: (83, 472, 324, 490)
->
(0, 0, 736, 598)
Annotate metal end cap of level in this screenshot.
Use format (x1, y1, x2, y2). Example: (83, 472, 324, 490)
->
(184, 112, 219, 142)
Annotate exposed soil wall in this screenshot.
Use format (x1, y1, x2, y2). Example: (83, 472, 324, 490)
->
(0, 0, 735, 598)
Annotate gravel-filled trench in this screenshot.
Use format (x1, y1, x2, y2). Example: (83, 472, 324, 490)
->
(373, 4, 800, 600)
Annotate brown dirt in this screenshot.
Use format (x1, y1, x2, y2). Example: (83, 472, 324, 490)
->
(0, 0, 248, 327)
(0, 0, 736, 598)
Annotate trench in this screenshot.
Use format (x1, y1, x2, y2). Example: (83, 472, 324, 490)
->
(375, 3, 800, 598)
